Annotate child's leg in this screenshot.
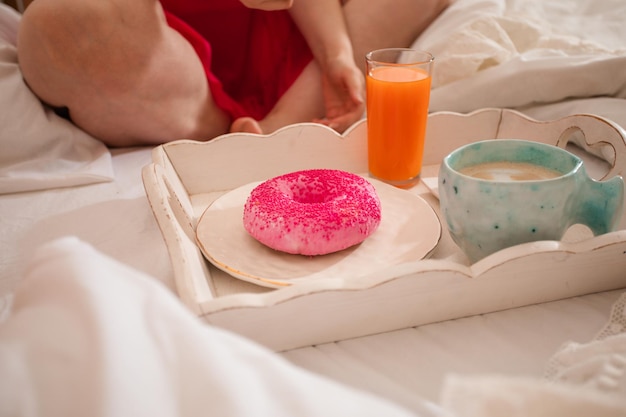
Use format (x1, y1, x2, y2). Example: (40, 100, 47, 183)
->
(230, 61, 324, 134)
(18, 0, 230, 146)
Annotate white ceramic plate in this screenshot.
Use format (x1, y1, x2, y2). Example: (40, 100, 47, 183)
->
(196, 177, 442, 288)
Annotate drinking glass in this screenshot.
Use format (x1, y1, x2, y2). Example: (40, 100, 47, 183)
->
(366, 48, 434, 188)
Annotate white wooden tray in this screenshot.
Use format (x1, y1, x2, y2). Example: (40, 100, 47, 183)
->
(142, 108, 626, 352)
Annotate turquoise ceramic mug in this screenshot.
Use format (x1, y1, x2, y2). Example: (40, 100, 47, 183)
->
(438, 139, 624, 262)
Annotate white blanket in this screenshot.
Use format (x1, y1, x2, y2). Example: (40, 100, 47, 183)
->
(416, 0, 626, 115)
(0, 238, 419, 417)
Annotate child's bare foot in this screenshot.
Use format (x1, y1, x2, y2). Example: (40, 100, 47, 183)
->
(230, 117, 264, 134)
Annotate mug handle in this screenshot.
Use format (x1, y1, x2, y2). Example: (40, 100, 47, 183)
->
(575, 172, 624, 235)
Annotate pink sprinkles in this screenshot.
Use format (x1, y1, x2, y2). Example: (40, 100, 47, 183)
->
(243, 169, 382, 256)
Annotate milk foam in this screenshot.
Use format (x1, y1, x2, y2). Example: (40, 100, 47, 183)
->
(459, 161, 562, 181)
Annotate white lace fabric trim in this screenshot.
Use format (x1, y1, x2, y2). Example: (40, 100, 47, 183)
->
(544, 292, 626, 398)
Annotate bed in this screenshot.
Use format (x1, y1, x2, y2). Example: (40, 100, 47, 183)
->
(1, 0, 626, 415)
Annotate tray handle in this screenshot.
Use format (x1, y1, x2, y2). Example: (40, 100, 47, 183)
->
(498, 110, 626, 180)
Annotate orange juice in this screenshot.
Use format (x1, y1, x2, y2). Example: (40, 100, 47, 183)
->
(366, 65, 431, 187)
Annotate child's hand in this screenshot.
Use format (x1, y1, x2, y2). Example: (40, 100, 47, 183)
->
(315, 56, 365, 133)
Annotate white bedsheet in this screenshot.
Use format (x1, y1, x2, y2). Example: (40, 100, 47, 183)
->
(1, 0, 626, 415)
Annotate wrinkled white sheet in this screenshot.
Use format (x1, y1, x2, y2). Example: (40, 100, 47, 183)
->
(416, 0, 626, 113)
(0, 147, 169, 297)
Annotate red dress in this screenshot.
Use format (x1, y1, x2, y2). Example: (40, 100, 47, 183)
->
(159, 0, 313, 121)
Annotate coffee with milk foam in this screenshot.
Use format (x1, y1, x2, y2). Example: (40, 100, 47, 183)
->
(459, 161, 562, 181)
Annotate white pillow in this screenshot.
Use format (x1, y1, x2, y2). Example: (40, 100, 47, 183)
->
(0, 4, 113, 194)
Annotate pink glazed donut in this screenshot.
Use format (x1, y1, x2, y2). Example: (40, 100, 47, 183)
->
(243, 169, 382, 256)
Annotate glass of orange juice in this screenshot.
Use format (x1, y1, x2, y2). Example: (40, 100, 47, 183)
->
(366, 48, 433, 188)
